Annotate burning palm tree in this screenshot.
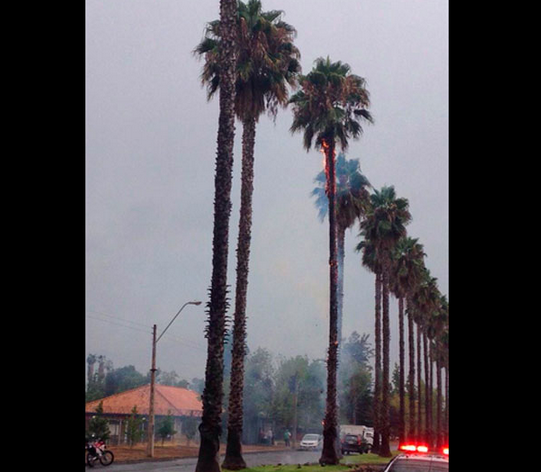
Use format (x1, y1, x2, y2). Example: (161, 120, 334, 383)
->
(289, 57, 372, 465)
(311, 153, 371, 353)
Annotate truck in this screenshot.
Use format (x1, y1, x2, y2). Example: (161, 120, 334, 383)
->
(339, 425, 374, 453)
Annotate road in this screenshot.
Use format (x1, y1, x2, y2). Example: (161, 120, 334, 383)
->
(96, 450, 321, 472)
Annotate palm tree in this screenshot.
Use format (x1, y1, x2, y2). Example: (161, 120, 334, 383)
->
(194, 1, 238, 471)
(355, 237, 382, 453)
(359, 186, 411, 457)
(195, 2, 300, 469)
(390, 237, 426, 443)
(411, 268, 440, 448)
(431, 294, 448, 449)
(290, 57, 372, 465)
(312, 153, 371, 350)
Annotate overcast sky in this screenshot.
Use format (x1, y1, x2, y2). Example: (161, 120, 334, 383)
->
(85, 0, 448, 382)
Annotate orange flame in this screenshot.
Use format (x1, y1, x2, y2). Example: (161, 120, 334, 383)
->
(320, 140, 335, 196)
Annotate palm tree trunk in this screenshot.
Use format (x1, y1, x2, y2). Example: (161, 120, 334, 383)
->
(436, 355, 442, 449)
(320, 139, 339, 466)
(337, 225, 345, 359)
(407, 300, 415, 442)
(222, 118, 256, 470)
(398, 296, 405, 445)
(416, 325, 423, 443)
(195, 1, 237, 471)
(372, 270, 382, 454)
(428, 345, 434, 449)
(336, 224, 345, 458)
(379, 260, 392, 458)
(445, 365, 449, 445)
(423, 332, 430, 449)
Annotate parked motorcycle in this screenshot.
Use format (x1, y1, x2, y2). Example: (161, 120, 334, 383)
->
(85, 435, 114, 467)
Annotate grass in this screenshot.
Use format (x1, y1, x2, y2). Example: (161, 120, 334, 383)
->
(223, 451, 400, 472)
(341, 451, 399, 465)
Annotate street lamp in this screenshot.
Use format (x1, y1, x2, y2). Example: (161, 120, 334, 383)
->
(147, 300, 202, 457)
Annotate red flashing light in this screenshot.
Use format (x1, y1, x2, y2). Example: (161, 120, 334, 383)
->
(399, 444, 417, 452)
(442, 447, 449, 456)
(398, 444, 430, 454)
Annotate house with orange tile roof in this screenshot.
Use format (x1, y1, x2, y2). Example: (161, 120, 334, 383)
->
(85, 384, 202, 445)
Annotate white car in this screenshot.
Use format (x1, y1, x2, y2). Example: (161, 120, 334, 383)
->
(299, 433, 323, 451)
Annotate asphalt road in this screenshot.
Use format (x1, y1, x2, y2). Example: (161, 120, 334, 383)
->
(95, 449, 321, 472)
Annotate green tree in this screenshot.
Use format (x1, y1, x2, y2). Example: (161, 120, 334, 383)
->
(272, 356, 326, 441)
(104, 365, 146, 396)
(290, 56, 372, 465)
(195, 3, 300, 468)
(184, 416, 200, 446)
(193, 0, 238, 469)
(242, 348, 275, 443)
(126, 405, 145, 447)
(157, 370, 190, 388)
(339, 332, 373, 426)
(157, 412, 178, 445)
(87, 401, 111, 441)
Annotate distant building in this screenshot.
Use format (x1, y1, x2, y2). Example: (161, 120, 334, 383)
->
(85, 384, 202, 445)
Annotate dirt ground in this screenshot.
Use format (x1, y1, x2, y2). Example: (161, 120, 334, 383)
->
(110, 441, 289, 463)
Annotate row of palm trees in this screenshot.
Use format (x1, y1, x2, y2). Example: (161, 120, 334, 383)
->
(357, 186, 449, 456)
(193, 1, 447, 471)
(312, 156, 449, 458)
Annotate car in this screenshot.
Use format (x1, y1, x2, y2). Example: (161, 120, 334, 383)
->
(382, 444, 449, 472)
(340, 433, 369, 455)
(299, 433, 323, 451)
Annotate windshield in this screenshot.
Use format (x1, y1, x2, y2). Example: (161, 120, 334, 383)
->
(303, 434, 320, 441)
(388, 459, 448, 472)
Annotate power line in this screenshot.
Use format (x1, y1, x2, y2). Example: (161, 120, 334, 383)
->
(86, 310, 206, 351)
(86, 314, 152, 335)
(87, 309, 151, 329)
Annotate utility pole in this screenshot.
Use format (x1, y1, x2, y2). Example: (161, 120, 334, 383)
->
(147, 324, 157, 457)
(146, 301, 201, 458)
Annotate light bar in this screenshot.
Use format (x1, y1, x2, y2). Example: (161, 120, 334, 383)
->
(398, 444, 430, 453)
(442, 447, 449, 455)
(399, 444, 417, 452)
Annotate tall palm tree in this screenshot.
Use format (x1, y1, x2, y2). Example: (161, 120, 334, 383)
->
(359, 186, 411, 457)
(194, 1, 238, 471)
(290, 57, 372, 465)
(411, 268, 440, 447)
(431, 294, 448, 449)
(195, 2, 300, 469)
(390, 237, 426, 443)
(312, 153, 371, 349)
(355, 237, 382, 453)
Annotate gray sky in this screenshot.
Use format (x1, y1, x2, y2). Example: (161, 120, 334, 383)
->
(85, 0, 448, 382)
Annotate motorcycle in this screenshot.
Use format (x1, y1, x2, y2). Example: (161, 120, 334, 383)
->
(85, 436, 114, 467)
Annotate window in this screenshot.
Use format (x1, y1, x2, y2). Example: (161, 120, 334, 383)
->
(388, 459, 449, 472)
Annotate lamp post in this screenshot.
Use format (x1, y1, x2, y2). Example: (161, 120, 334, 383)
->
(147, 300, 202, 457)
